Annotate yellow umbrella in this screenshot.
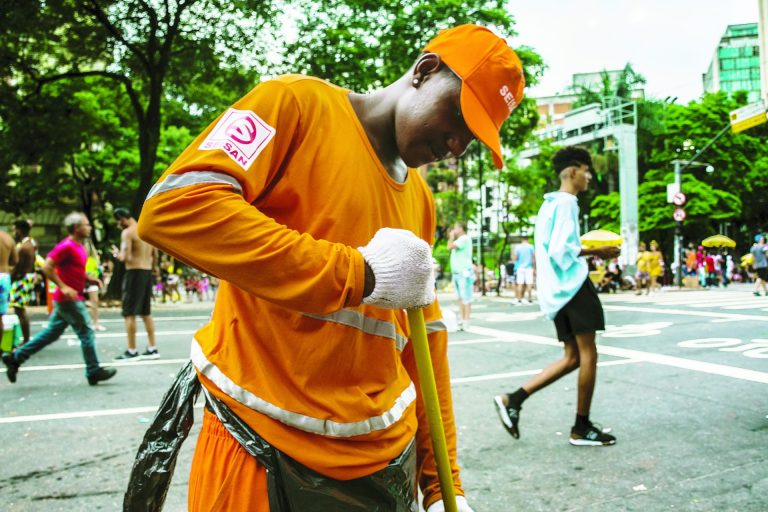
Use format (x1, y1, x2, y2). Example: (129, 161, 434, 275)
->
(580, 229, 622, 249)
(701, 235, 736, 248)
(741, 253, 754, 266)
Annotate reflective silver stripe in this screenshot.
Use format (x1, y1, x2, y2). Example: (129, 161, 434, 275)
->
(146, 171, 243, 201)
(426, 319, 447, 334)
(191, 338, 416, 438)
(304, 309, 409, 351)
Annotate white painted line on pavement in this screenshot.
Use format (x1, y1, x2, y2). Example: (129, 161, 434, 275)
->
(62, 329, 198, 340)
(451, 358, 639, 384)
(1, 358, 189, 373)
(603, 305, 768, 322)
(466, 326, 768, 385)
(0, 403, 204, 425)
(34, 315, 211, 327)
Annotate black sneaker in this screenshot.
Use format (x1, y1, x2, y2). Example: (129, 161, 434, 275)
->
(140, 347, 159, 360)
(87, 367, 117, 386)
(2, 352, 20, 383)
(493, 395, 521, 439)
(569, 423, 616, 446)
(114, 350, 140, 361)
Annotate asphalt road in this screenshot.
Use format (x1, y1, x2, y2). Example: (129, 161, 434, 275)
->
(1, 284, 766, 511)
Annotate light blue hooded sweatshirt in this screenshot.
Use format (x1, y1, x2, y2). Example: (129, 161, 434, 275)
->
(534, 192, 589, 319)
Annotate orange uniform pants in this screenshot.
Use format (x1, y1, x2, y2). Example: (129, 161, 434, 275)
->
(189, 408, 270, 511)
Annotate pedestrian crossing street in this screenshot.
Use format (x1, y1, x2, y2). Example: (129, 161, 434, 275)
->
(600, 288, 768, 313)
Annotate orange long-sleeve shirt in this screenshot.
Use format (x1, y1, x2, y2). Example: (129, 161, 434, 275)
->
(138, 75, 462, 507)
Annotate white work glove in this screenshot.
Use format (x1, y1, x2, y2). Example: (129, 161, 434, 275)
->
(427, 495, 474, 512)
(358, 227, 435, 309)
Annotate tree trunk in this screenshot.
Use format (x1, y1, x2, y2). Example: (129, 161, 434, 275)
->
(132, 75, 163, 218)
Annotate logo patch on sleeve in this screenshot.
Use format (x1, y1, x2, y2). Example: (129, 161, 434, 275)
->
(199, 108, 276, 171)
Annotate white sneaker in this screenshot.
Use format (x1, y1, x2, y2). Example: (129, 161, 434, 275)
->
(462, 320, 470, 330)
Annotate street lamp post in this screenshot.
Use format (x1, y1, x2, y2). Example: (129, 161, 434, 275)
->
(671, 159, 714, 288)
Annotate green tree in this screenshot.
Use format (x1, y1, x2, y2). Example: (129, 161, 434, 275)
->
(1, 0, 273, 216)
(572, 63, 646, 108)
(589, 90, 768, 253)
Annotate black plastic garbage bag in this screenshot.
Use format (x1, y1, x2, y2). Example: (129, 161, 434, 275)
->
(123, 360, 200, 512)
(124, 361, 418, 511)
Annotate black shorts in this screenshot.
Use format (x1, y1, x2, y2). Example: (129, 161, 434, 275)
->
(122, 269, 153, 317)
(757, 267, 768, 281)
(553, 278, 605, 342)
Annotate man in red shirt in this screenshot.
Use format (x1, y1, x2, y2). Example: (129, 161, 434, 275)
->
(2, 212, 117, 386)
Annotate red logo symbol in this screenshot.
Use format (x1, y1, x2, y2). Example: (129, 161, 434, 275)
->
(673, 208, 686, 222)
(226, 116, 258, 145)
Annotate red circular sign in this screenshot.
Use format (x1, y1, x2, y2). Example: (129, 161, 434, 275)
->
(673, 207, 686, 221)
(672, 192, 687, 206)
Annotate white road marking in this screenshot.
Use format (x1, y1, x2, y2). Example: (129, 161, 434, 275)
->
(62, 329, 198, 341)
(451, 358, 639, 384)
(34, 315, 211, 327)
(0, 403, 204, 425)
(464, 326, 768, 385)
(3, 358, 190, 373)
(603, 305, 768, 322)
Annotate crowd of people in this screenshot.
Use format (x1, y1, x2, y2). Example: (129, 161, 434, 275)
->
(469, 234, 766, 302)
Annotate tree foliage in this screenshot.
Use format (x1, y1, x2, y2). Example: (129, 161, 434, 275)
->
(1, 0, 273, 216)
(588, 90, 767, 252)
(1, 0, 544, 231)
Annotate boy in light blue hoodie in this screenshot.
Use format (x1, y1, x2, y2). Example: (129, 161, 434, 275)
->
(494, 146, 620, 446)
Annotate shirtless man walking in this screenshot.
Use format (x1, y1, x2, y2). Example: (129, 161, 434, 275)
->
(0, 229, 18, 340)
(112, 208, 159, 360)
(10, 220, 38, 344)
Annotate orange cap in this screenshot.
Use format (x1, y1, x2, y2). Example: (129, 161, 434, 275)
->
(424, 24, 525, 169)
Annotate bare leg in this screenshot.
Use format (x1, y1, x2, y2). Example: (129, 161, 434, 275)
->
(87, 290, 100, 327)
(573, 331, 598, 416)
(125, 315, 137, 351)
(142, 315, 156, 348)
(521, 340, 580, 395)
(515, 283, 523, 302)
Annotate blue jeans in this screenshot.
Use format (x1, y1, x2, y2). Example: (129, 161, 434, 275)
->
(14, 300, 100, 378)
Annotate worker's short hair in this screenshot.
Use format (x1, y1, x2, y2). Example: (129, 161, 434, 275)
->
(552, 146, 592, 174)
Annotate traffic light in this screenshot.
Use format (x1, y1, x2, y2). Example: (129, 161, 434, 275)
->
(485, 187, 494, 208)
(483, 216, 491, 232)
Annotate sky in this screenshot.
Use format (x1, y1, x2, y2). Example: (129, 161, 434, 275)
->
(508, 0, 761, 103)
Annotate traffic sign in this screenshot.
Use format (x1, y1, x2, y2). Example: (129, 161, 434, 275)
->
(730, 101, 767, 133)
(666, 182, 680, 203)
(673, 207, 686, 222)
(672, 192, 687, 206)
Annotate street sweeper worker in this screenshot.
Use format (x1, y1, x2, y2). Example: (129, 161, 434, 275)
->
(134, 24, 524, 511)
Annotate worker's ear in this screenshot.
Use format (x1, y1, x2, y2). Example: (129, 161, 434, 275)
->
(411, 53, 442, 87)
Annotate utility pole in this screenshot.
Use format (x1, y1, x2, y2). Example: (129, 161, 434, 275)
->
(477, 144, 486, 296)
(671, 123, 729, 287)
(673, 159, 683, 288)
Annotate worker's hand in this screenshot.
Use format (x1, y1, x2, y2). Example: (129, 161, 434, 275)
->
(427, 495, 474, 512)
(358, 228, 435, 309)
